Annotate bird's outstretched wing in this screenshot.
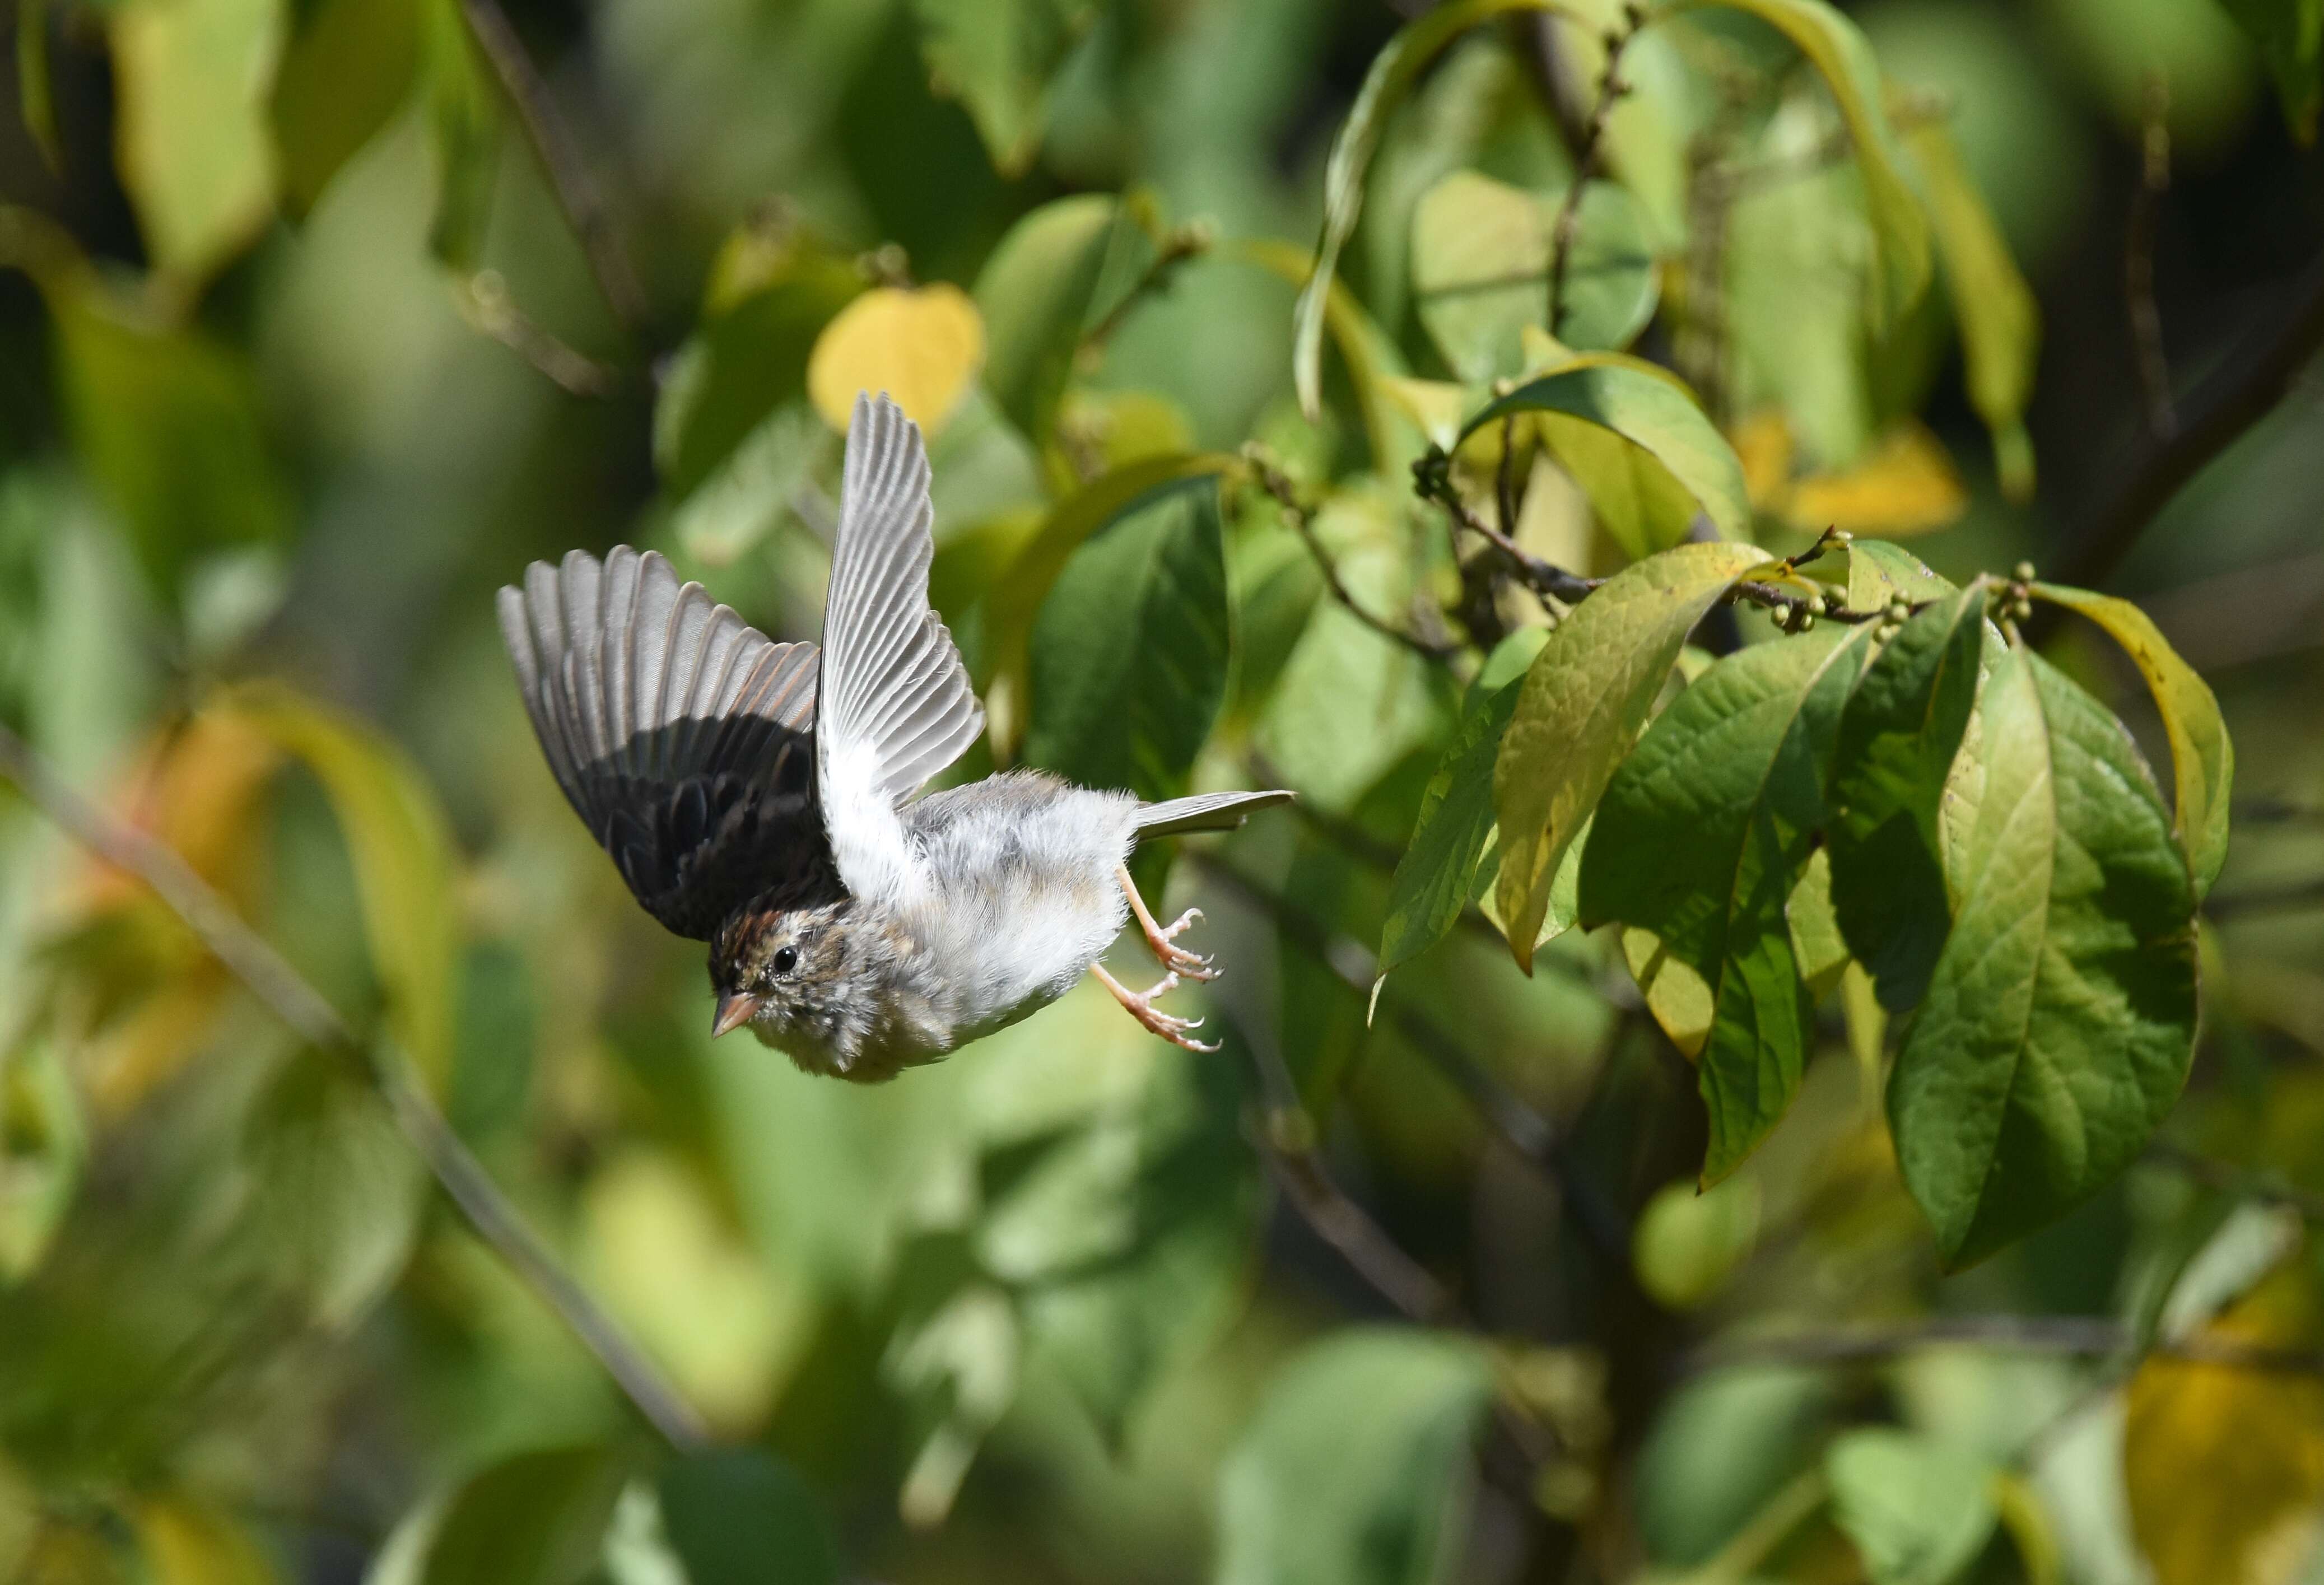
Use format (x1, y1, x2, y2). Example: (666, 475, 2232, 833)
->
(815, 394, 984, 902)
(498, 547, 837, 939)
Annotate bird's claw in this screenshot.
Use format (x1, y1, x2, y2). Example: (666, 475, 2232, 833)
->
(1147, 906, 1218, 982)
(1092, 964, 1220, 1053)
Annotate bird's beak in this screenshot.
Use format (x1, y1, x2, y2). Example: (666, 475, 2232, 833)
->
(711, 991, 761, 1038)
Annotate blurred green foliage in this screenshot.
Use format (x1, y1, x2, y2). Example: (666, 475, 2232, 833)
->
(3, 0, 2324, 1582)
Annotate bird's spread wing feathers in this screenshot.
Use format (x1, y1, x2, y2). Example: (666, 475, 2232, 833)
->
(1134, 789, 1296, 838)
(499, 547, 835, 939)
(816, 394, 984, 901)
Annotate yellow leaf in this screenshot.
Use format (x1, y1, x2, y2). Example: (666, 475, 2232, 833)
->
(1730, 409, 1794, 512)
(807, 283, 985, 437)
(1782, 423, 1967, 537)
(2125, 1264, 2324, 1585)
(136, 1496, 279, 1585)
(1622, 926, 1712, 1059)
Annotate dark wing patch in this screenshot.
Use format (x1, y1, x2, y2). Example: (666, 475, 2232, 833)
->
(498, 546, 844, 939)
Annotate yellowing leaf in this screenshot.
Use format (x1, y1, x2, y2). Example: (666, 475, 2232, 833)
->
(229, 687, 461, 1092)
(1731, 409, 1794, 512)
(2125, 1265, 2324, 1585)
(1783, 424, 1967, 537)
(136, 1495, 279, 1585)
(1492, 540, 1769, 968)
(109, 0, 284, 285)
(2032, 583, 2235, 899)
(1622, 926, 1712, 1059)
(807, 284, 986, 438)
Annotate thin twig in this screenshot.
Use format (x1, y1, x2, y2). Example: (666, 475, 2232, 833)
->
(454, 271, 620, 397)
(2141, 1138, 2324, 1222)
(1082, 222, 1213, 352)
(2042, 248, 2324, 603)
(2127, 74, 2176, 440)
(1547, 5, 1643, 334)
(458, 0, 651, 343)
(1190, 854, 1630, 1263)
(0, 723, 710, 1452)
(1245, 448, 1464, 660)
(1682, 1314, 2324, 1379)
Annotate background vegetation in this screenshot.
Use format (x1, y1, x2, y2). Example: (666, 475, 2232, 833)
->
(3, 0, 2324, 1580)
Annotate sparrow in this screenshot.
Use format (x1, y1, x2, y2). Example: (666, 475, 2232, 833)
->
(498, 393, 1291, 1081)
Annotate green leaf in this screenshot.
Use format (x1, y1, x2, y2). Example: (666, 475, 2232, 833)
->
(911, 0, 1093, 176)
(986, 452, 1238, 717)
(1827, 582, 1987, 1013)
(1004, 1043, 1258, 1444)
(1845, 538, 1954, 612)
(1289, 0, 1604, 420)
(242, 1048, 425, 1330)
(1539, 410, 1706, 561)
(1580, 625, 1875, 1181)
(1411, 171, 1659, 379)
(2030, 584, 2234, 899)
(1904, 120, 2039, 499)
(231, 687, 462, 1092)
(2216, 0, 2324, 143)
(1375, 669, 1526, 999)
(17, 0, 59, 173)
(654, 237, 861, 498)
(1238, 237, 1412, 472)
(108, 0, 283, 283)
(1024, 475, 1229, 803)
(1825, 1429, 1999, 1585)
(1216, 1328, 1496, 1585)
(1493, 540, 1770, 968)
(1461, 358, 1751, 540)
(420, 0, 500, 270)
(655, 1451, 841, 1585)
(1666, 0, 1932, 327)
(49, 288, 289, 604)
(669, 404, 823, 568)
(1786, 846, 1850, 999)
(1889, 649, 2198, 1268)
(0, 1027, 83, 1283)
(269, 0, 421, 218)
(973, 194, 1131, 450)
(422, 1444, 629, 1585)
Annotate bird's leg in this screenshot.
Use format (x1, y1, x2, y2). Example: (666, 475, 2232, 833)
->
(1116, 863, 1216, 982)
(1090, 963, 1218, 1054)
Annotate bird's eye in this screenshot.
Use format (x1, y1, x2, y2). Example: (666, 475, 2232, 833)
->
(771, 945, 799, 976)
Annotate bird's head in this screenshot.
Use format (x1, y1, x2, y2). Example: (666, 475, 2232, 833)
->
(707, 897, 859, 1052)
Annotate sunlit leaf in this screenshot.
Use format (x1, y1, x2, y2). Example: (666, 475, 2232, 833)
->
(1024, 474, 1229, 804)
(1620, 925, 1712, 1057)
(1845, 538, 1955, 612)
(1493, 541, 1769, 968)
(422, 1444, 630, 1585)
(1906, 120, 2039, 498)
(1825, 1428, 1997, 1585)
(1581, 625, 1875, 1180)
(1783, 423, 1967, 538)
(1632, 1176, 1759, 1309)
(1889, 648, 2197, 1267)
(1667, 0, 1932, 327)
(135, 1494, 280, 1585)
(1412, 171, 1658, 379)
(1827, 582, 1987, 1012)
(1288, 0, 1606, 420)
(974, 194, 1131, 449)
(1461, 358, 1750, 540)
(243, 1048, 424, 1330)
(655, 230, 860, 498)
(108, 0, 282, 283)
(269, 0, 421, 218)
(805, 284, 985, 439)
(2125, 1261, 2324, 1585)
(655, 1449, 841, 1585)
(1217, 1328, 1495, 1585)
(911, 0, 1094, 176)
(2031, 582, 2234, 899)
(230, 687, 460, 1092)
(1786, 846, 1850, 999)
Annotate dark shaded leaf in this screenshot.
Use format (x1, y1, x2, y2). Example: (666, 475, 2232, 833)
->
(271, 0, 422, 217)
(656, 1450, 841, 1585)
(422, 1444, 629, 1585)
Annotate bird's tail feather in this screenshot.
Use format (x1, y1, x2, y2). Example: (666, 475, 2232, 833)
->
(1134, 789, 1295, 838)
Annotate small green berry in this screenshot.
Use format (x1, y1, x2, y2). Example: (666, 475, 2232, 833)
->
(2013, 561, 2037, 584)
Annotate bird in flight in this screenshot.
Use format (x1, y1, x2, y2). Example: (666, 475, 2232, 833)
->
(499, 393, 1289, 1081)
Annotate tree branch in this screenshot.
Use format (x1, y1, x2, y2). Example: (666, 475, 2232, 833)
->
(0, 723, 709, 1453)
(1547, 5, 1643, 335)
(1682, 1314, 2324, 1379)
(1246, 447, 1465, 660)
(459, 0, 651, 345)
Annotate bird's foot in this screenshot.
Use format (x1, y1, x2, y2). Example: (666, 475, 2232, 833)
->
(1117, 865, 1219, 981)
(1091, 963, 1219, 1053)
